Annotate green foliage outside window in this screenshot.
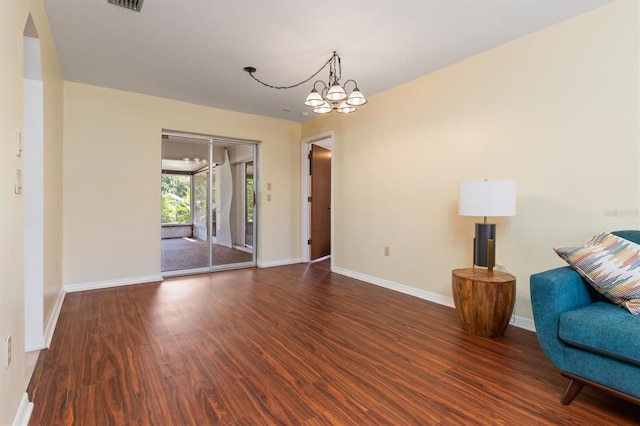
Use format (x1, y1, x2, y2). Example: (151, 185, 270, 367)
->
(246, 178, 254, 222)
(162, 174, 191, 224)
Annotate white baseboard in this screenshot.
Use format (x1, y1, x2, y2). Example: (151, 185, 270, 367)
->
(332, 266, 536, 333)
(24, 337, 45, 353)
(512, 316, 536, 332)
(332, 267, 455, 308)
(64, 274, 164, 293)
(44, 289, 65, 348)
(257, 258, 302, 268)
(25, 288, 65, 352)
(12, 393, 33, 426)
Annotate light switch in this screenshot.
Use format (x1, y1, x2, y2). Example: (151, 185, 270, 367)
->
(16, 130, 23, 157)
(15, 169, 22, 194)
(267, 183, 272, 191)
(267, 194, 271, 201)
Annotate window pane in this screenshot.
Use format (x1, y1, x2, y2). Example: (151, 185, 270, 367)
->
(161, 174, 191, 224)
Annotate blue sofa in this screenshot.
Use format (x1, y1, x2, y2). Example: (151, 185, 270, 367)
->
(530, 230, 640, 405)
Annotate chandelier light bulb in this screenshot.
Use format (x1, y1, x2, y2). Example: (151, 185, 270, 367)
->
(346, 89, 367, 106)
(326, 83, 347, 101)
(183, 157, 190, 162)
(304, 89, 324, 107)
(337, 101, 356, 114)
(313, 102, 333, 114)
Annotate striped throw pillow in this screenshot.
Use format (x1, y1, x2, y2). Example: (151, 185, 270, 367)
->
(555, 232, 640, 315)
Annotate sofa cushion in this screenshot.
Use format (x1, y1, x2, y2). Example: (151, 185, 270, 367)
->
(559, 301, 640, 367)
(555, 232, 640, 314)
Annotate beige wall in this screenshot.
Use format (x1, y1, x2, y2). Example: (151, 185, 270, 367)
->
(303, 0, 640, 321)
(0, 0, 63, 423)
(63, 82, 301, 286)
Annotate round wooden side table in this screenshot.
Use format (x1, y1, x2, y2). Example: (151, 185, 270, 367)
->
(451, 268, 516, 338)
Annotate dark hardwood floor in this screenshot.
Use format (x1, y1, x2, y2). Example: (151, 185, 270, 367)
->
(28, 261, 640, 425)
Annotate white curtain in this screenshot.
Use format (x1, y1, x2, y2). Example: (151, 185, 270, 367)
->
(217, 149, 233, 248)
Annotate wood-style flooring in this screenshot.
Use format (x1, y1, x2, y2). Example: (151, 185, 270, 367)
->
(28, 261, 640, 425)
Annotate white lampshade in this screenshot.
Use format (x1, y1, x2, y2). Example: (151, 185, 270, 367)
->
(313, 102, 333, 114)
(304, 89, 324, 107)
(326, 83, 347, 101)
(337, 101, 356, 114)
(458, 180, 516, 217)
(346, 89, 367, 106)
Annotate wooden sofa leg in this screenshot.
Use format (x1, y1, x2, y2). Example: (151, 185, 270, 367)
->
(559, 372, 640, 406)
(561, 378, 585, 405)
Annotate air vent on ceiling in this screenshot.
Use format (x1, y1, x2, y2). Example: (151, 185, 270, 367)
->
(108, 0, 144, 12)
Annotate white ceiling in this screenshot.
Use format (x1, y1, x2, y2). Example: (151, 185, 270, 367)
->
(43, 0, 614, 122)
(162, 135, 210, 173)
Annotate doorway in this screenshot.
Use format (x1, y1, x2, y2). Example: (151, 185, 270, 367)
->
(23, 14, 45, 351)
(301, 132, 334, 264)
(161, 132, 257, 275)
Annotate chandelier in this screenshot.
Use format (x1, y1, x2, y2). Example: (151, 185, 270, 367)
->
(243, 51, 367, 115)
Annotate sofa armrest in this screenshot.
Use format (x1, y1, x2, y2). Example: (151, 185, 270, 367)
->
(530, 266, 599, 370)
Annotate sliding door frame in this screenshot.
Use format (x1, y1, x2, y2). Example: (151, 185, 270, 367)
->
(161, 130, 259, 277)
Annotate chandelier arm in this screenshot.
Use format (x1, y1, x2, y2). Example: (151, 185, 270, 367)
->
(342, 79, 358, 91)
(312, 80, 328, 92)
(245, 54, 337, 90)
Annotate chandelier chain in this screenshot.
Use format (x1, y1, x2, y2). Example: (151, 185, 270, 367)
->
(246, 52, 339, 90)
(329, 53, 341, 84)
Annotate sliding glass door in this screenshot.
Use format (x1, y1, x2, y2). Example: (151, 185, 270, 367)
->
(160, 135, 210, 272)
(161, 132, 257, 276)
(210, 142, 255, 268)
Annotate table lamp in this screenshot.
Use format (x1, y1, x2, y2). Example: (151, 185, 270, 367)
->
(458, 180, 516, 274)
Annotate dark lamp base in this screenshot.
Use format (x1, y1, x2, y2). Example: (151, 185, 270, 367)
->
(473, 223, 496, 271)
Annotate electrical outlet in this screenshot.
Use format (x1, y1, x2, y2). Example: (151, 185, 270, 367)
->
(4, 334, 11, 369)
(384, 246, 390, 256)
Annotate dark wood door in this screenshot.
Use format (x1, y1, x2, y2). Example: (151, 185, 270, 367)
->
(310, 145, 331, 260)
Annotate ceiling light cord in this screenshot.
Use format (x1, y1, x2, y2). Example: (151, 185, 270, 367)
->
(244, 52, 338, 90)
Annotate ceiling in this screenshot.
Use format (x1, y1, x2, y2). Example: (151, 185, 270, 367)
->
(43, 0, 614, 122)
(162, 135, 210, 173)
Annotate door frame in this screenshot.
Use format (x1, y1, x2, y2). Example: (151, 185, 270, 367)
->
(301, 131, 334, 266)
(24, 18, 46, 351)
